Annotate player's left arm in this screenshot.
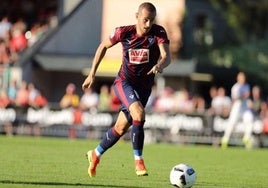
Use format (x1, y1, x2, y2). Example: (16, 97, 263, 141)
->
(147, 43, 171, 75)
(82, 38, 114, 90)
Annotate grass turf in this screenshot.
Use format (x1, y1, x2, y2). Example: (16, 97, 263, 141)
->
(0, 135, 268, 188)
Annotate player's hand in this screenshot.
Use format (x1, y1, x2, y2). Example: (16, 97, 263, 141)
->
(82, 74, 95, 91)
(147, 64, 163, 75)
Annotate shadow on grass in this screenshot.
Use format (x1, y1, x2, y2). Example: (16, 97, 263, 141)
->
(0, 180, 148, 188)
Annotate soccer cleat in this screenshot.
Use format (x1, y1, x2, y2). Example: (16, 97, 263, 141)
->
(135, 159, 148, 176)
(242, 137, 253, 150)
(221, 138, 228, 149)
(86, 150, 99, 177)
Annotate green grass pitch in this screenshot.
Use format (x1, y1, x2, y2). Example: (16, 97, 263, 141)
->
(0, 135, 268, 188)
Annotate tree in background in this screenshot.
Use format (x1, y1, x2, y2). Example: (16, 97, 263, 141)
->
(204, 0, 268, 93)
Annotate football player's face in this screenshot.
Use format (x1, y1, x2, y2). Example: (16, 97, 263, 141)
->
(136, 8, 156, 35)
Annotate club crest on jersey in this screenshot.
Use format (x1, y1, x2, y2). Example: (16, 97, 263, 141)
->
(148, 37, 155, 46)
(128, 49, 149, 64)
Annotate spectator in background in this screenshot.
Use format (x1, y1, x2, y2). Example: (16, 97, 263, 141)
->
(26, 23, 41, 47)
(27, 89, 47, 137)
(174, 88, 193, 113)
(60, 83, 79, 109)
(250, 85, 267, 134)
(7, 79, 18, 104)
(0, 16, 11, 39)
(27, 83, 47, 108)
(79, 87, 99, 112)
(0, 89, 13, 136)
(23, 82, 46, 137)
(12, 19, 27, 33)
(209, 87, 232, 117)
(259, 101, 268, 120)
(0, 89, 13, 108)
(259, 101, 268, 134)
(251, 85, 262, 117)
(9, 28, 27, 53)
(0, 38, 15, 65)
(208, 85, 217, 109)
(154, 87, 175, 113)
(47, 12, 58, 28)
(26, 22, 48, 47)
(192, 94, 205, 114)
(60, 84, 82, 140)
(33, 90, 47, 108)
(98, 84, 110, 112)
(15, 81, 29, 108)
(28, 82, 39, 106)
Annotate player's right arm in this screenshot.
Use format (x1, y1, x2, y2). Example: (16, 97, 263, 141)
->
(147, 43, 171, 75)
(82, 38, 114, 90)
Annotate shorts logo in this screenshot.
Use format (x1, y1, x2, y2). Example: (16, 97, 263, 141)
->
(129, 94, 134, 99)
(128, 49, 149, 64)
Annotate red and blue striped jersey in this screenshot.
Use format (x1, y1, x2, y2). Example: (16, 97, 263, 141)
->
(109, 24, 169, 89)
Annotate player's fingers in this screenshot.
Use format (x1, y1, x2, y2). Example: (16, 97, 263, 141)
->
(82, 84, 87, 90)
(147, 69, 153, 75)
(157, 69, 162, 73)
(82, 81, 90, 90)
(85, 82, 92, 90)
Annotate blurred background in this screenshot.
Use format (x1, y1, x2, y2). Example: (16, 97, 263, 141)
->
(0, 0, 268, 147)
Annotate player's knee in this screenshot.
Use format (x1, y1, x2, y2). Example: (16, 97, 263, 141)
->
(129, 102, 145, 121)
(131, 108, 145, 121)
(114, 125, 129, 136)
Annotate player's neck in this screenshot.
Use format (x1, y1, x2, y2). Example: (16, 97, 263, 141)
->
(135, 25, 148, 36)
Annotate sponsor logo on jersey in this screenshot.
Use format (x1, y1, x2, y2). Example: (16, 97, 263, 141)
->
(128, 49, 149, 64)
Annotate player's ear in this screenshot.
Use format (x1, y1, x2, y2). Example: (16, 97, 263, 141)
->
(135, 12, 139, 19)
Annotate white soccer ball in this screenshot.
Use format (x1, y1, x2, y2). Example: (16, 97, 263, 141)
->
(169, 163, 196, 188)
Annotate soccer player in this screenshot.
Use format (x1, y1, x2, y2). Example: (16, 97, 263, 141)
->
(82, 2, 171, 177)
(221, 72, 254, 149)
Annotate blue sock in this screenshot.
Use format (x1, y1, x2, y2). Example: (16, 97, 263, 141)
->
(131, 120, 145, 159)
(96, 127, 121, 156)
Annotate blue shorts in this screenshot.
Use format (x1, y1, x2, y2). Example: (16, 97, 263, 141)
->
(113, 79, 151, 122)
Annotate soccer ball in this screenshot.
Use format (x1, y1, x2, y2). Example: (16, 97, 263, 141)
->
(169, 163, 196, 188)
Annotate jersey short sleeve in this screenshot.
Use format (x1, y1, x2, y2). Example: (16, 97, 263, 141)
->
(154, 25, 170, 45)
(109, 27, 124, 45)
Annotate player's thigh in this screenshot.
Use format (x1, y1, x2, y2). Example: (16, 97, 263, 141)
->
(113, 81, 137, 108)
(113, 81, 151, 108)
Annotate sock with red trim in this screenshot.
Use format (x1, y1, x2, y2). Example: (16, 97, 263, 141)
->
(131, 120, 145, 160)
